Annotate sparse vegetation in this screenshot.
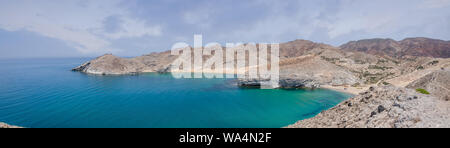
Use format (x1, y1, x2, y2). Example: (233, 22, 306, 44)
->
(351, 83, 361, 87)
(321, 56, 340, 63)
(416, 88, 430, 95)
(354, 59, 366, 64)
(377, 59, 388, 64)
(368, 65, 393, 71)
(428, 60, 439, 65)
(417, 66, 424, 70)
(367, 77, 381, 84)
(382, 81, 391, 85)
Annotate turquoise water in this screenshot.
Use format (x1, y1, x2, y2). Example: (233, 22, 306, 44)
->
(0, 58, 352, 128)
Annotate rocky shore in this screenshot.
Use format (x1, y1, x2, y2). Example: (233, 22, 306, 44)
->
(287, 86, 450, 128)
(0, 122, 21, 128)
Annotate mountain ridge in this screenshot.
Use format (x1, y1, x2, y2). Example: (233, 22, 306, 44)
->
(340, 37, 450, 58)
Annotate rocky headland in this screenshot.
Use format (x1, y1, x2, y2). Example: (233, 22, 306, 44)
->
(73, 37, 450, 128)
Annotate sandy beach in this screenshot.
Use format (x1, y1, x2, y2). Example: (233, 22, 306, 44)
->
(321, 85, 369, 95)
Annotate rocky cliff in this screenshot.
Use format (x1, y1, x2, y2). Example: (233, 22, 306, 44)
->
(288, 86, 450, 128)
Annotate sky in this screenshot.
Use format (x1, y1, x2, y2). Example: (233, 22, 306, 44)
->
(0, 0, 449, 58)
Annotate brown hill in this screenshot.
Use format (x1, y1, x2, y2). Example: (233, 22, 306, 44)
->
(340, 37, 450, 58)
(279, 39, 335, 59)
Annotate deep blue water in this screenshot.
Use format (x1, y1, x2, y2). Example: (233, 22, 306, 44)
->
(0, 58, 352, 128)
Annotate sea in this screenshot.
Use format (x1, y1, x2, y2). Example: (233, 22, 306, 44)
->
(0, 58, 352, 128)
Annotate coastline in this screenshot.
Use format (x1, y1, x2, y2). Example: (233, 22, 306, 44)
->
(321, 85, 368, 95)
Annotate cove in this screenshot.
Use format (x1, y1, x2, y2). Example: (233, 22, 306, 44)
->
(0, 58, 352, 128)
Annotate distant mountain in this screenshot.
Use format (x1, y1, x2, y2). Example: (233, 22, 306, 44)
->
(340, 37, 450, 58)
(279, 39, 336, 59)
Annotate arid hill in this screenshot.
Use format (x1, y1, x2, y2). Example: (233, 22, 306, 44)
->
(288, 86, 450, 128)
(341, 37, 450, 58)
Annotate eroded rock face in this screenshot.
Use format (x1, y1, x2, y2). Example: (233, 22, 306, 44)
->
(406, 69, 450, 101)
(237, 78, 320, 89)
(287, 86, 450, 128)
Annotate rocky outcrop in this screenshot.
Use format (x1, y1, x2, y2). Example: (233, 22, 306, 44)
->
(0, 122, 21, 128)
(341, 37, 450, 58)
(72, 52, 178, 75)
(238, 78, 320, 89)
(406, 69, 450, 101)
(288, 86, 450, 128)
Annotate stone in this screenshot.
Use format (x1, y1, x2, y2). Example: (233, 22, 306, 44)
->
(377, 105, 386, 113)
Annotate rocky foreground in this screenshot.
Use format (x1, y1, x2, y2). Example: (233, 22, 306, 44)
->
(0, 122, 21, 128)
(73, 37, 450, 128)
(288, 69, 450, 128)
(288, 86, 450, 128)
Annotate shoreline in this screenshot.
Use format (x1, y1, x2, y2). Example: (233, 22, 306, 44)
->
(0, 122, 22, 128)
(321, 85, 368, 95)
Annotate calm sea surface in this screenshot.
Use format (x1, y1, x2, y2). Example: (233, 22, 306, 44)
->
(0, 58, 351, 128)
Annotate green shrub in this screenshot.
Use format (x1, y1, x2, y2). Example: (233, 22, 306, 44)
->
(382, 81, 391, 85)
(416, 88, 430, 95)
(368, 65, 393, 71)
(417, 66, 424, 70)
(428, 60, 439, 65)
(351, 83, 361, 87)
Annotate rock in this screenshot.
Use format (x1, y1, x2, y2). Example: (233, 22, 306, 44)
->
(370, 111, 377, 117)
(288, 86, 450, 128)
(237, 77, 321, 89)
(72, 61, 90, 72)
(0, 122, 21, 128)
(377, 105, 386, 113)
(237, 79, 265, 88)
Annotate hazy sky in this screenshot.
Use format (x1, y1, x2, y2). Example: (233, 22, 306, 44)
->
(0, 0, 449, 58)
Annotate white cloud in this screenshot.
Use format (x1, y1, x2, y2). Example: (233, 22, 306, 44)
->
(215, 0, 450, 44)
(421, 0, 450, 8)
(0, 0, 162, 54)
(102, 17, 162, 39)
(182, 8, 213, 29)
